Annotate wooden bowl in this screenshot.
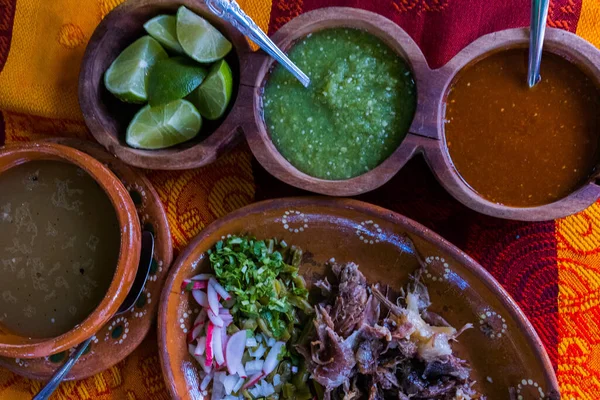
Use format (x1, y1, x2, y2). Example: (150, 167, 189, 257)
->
(242, 9, 600, 220)
(79, 0, 252, 170)
(0, 142, 141, 358)
(243, 7, 429, 196)
(157, 197, 559, 399)
(423, 27, 600, 221)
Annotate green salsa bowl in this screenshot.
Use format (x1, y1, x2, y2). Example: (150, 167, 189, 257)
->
(243, 7, 430, 196)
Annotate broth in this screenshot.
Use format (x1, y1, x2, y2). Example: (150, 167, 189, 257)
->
(0, 160, 120, 338)
(445, 49, 600, 206)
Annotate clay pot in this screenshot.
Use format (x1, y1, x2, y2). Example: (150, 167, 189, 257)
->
(0, 142, 141, 358)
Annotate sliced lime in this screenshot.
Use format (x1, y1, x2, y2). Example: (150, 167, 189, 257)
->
(188, 60, 233, 120)
(176, 6, 232, 63)
(104, 36, 168, 103)
(126, 100, 202, 149)
(144, 14, 184, 54)
(147, 57, 207, 106)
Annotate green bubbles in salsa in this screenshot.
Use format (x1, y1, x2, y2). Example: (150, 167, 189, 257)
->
(262, 28, 416, 180)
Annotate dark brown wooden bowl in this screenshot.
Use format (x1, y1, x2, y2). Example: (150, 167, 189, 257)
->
(79, 0, 252, 170)
(243, 10, 600, 220)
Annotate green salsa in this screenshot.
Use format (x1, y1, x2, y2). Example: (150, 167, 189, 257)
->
(262, 28, 416, 180)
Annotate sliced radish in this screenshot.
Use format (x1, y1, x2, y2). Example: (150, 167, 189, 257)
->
(219, 308, 231, 317)
(192, 353, 212, 374)
(192, 290, 209, 308)
(242, 372, 265, 390)
(207, 282, 220, 315)
(191, 273, 214, 281)
(195, 336, 206, 356)
(207, 308, 224, 327)
(205, 323, 215, 367)
(263, 341, 285, 376)
(187, 310, 207, 343)
(221, 315, 233, 327)
(209, 278, 231, 300)
(200, 371, 213, 391)
(237, 362, 247, 379)
(181, 280, 208, 291)
(213, 326, 225, 366)
(221, 325, 228, 357)
(188, 343, 196, 356)
(194, 309, 208, 326)
(245, 337, 257, 348)
(225, 330, 247, 376)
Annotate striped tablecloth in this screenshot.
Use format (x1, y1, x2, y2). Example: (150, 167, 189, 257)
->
(1, 0, 599, 398)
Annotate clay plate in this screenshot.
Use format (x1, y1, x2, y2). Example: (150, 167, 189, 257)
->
(0, 139, 173, 380)
(158, 197, 559, 400)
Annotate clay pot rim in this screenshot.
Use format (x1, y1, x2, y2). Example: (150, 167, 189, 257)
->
(157, 196, 559, 399)
(0, 142, 141, 358)
(79, 0, 252, 170)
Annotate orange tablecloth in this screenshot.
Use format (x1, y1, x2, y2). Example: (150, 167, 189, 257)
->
(1, 0, 600, 398)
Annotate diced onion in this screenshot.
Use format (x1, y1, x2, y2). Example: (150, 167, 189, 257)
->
(201, 372, 214, 391)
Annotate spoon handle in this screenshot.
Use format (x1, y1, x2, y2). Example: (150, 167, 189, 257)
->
(527, 0, 550, 87)
(205, 0, 310, 87)
(32, 337, 93, 400)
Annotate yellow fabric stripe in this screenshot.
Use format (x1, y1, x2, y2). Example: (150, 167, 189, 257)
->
(576, 0, 600, 48)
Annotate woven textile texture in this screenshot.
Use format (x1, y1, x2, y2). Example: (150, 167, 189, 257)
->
(1, 0, 599, 398)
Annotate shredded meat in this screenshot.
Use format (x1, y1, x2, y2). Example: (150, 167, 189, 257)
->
(299, 243, 488, 400)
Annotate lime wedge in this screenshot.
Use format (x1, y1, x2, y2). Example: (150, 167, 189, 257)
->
(176, 6, 232, 63)
(148, 57, 207, 106)
(144, 15, 184, 54)
(126, 100, 202, 149)
(104, 36, 168, 103)
(188, 60, 233, 120)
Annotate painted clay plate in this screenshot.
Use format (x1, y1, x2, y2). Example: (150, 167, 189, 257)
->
(158, 197, 559, 400)
(0, 139, 173, 380)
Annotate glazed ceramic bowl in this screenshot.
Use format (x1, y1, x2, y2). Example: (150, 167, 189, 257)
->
(0, 142, 141, 358)
(242, 9, 600, 220)
(79, 0, 252, 170)
(158, 197, 559, 399)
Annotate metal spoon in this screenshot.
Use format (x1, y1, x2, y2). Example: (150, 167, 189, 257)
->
(33, 231, 155, 400)
(527, 0, 550, 87)
(205, 0, 310, 87)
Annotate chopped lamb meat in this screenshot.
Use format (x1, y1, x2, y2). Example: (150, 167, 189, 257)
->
(298, 245, 486, 400)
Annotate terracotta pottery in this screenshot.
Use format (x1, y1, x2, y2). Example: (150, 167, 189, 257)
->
(158, 197, 559, 400)
(0, 142, 141, 359)
(242, 8, 600, 220)
(79, 0, 251, 170)
(0, 139, 173, 380)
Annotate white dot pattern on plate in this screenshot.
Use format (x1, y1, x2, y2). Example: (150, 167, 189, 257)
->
(423, 256, 451, 281)
(281, 210, 308, 233)
(516, 378, 545, 399)
(478, 309, 508, 339)
(355, 220, 382, 244)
